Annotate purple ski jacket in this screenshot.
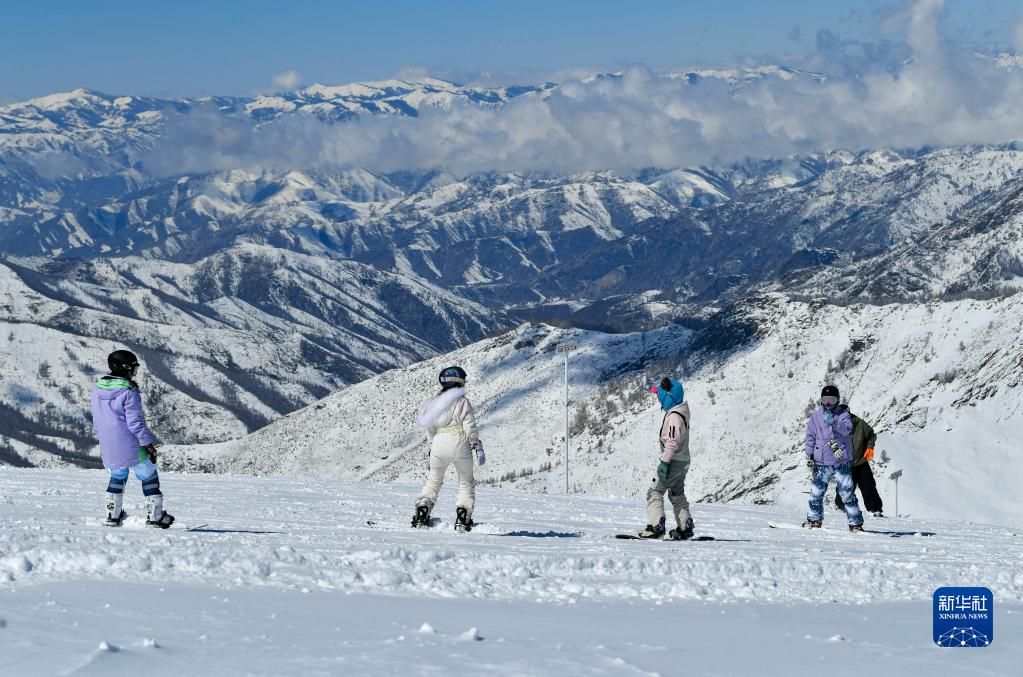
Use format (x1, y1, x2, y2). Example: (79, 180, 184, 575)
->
(90, 376, 156, 470)
(805, 405, 853, 466)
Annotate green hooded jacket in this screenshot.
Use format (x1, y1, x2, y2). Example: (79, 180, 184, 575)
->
(849, 414, 878, 466)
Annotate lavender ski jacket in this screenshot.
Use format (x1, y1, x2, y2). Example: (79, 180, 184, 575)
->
(805, 405, 853, 466)
(90, 376, 156, 470)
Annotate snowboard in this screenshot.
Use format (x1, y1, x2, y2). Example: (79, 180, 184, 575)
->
(367, 518, 442, 529)
(767, 522, 934, 537)
(72, 518, 207, 531)
(615, 533, 716, 541)
(367, 519, 555, 537)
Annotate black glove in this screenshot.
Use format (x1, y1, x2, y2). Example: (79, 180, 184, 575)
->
(805, 455, 817, 472)
(144, 444, 158, 462)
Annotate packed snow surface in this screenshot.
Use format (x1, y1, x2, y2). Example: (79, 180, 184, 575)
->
(1, 468, 1020, 675)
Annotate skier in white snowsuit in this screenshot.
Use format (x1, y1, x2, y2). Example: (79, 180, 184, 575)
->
(414, 366, 485, 530)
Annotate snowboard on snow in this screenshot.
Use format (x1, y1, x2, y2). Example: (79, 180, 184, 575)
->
(367, 518, 483, 531)
(615, 533, 716, 541)
(767, 522, 935, 537)
(368, 518, 441, 529)
(72, 517, 207, 531)
(367, 519, 565, 537)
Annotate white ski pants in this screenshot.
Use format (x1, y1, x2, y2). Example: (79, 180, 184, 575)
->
(417, 439, 475, 517)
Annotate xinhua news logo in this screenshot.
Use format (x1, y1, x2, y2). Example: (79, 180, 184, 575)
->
(933, 587, 993, 648)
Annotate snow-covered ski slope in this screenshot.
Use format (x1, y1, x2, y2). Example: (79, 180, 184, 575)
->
(170, 291, 1023, 527)
(1, 469, 1020, 675)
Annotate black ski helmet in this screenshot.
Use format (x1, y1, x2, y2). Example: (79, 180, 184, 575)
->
(821, 385, 840, 400)
(439, 366, 467, 390)
(108, 350, 140, 377)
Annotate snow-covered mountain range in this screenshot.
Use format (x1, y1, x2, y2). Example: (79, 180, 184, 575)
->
(1, 76, 1021, 517)
(164, 291, 1023, 525)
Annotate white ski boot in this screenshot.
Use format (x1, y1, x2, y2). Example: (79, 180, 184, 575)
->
(145, 495, 175, 529)
(104, 492, 126, 527)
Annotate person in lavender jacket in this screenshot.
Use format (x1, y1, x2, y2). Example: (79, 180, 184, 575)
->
(90, 350, 175, 528)
(803, 385, 863, 531)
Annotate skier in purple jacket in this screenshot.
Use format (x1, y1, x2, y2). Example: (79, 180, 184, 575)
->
(803, 385, 863, 531)
(90, 350, 175, 528)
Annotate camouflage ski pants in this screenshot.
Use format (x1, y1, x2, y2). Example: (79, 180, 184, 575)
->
(647, 459, 691, 529)
(808, 463, 863, 526)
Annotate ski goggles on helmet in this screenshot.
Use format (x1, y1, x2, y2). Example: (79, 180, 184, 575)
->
(821, 395, 839, 407)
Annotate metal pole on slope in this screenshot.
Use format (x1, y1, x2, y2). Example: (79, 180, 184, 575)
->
(556, 342, 577, 494)
(889, 469, 903, 518)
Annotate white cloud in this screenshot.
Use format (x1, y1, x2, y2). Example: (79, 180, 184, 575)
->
(272, 70, 302, 90)
(395, 65, 430, 81)
(145, 1, 1023, 177)
(1013, 19, 1023, 52)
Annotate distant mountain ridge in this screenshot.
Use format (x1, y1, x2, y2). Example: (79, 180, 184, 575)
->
(2, 72, 1023, 470)
(163, 292, 1023, 521)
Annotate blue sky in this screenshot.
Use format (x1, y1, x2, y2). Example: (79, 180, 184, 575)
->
(1, 0, 1021, 100)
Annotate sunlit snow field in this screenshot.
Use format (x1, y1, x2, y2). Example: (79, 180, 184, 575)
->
(1, 469, 1020, 675)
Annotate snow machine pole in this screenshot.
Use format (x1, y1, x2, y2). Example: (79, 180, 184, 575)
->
(557, 342, 577, 494)
(889, 468, 903, 517)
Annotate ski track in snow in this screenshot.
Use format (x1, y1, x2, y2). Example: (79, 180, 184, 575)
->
(1, 469, 1021, 675)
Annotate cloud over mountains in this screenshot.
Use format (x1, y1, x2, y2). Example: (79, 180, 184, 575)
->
(138, 0, 1023, 176)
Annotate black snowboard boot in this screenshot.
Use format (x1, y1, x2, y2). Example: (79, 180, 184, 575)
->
(848, 523, 865, 533)
(639, 517, 666, 539)
(669, 518, 694, 541)
(104, 492, 126, 527)
(454, 507, 473, 532)
(411, 504, 431, 528)
(802, 519, 823, 529)
(145, 495, 175, 529)
(105, 510, 127, 527)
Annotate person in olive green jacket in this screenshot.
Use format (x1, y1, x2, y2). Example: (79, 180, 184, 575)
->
(834, 413, 884, 516)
